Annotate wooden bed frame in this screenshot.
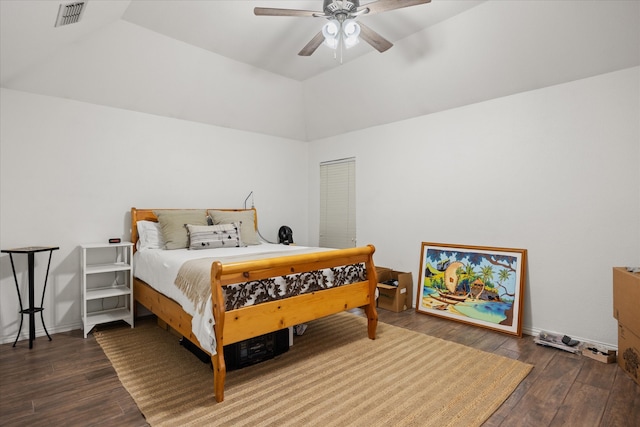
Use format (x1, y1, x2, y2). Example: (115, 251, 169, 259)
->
(130, 207, 379, 402)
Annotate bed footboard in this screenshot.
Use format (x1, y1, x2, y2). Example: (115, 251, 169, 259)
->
(210, 245, 379, 402)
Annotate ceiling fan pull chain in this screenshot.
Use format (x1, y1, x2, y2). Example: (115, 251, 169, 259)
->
(339, 27, 344, 63)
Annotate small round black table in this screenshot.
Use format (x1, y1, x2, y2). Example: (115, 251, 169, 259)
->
(1, 246, 59, 348)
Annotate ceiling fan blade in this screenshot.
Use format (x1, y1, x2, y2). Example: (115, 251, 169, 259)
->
(360, 0, 431, 16)
(358, 22, 393, 53)
(254, 7, 318, 17)
(298, 31, 326, 56)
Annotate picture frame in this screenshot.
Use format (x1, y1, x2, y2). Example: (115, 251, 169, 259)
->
(416, 242, 527, 337)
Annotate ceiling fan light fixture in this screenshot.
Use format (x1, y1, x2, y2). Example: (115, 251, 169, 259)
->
(322, 19, 340, 49)
(343, 19, 360, 49)
(323, 37, 339, 49)
(322, 18, 360, 50)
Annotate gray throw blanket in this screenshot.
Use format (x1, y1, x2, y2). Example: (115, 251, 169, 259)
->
(174, 257, 215, 315)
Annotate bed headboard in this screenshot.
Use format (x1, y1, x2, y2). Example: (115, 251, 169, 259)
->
(130, 207, 258, 252)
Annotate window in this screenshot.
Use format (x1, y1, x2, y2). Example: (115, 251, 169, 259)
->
(319, 158, 356, 248)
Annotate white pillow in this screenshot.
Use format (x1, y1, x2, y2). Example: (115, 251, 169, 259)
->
(136, 220, 165, 250)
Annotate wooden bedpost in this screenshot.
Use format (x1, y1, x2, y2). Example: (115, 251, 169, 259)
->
(210, 260, 226, 402)
(364, 244, 379, 340)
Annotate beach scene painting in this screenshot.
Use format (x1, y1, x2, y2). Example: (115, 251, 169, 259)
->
(416, 242, 527, 337)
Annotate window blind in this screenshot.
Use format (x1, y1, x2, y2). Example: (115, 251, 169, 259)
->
(319, 158, 356, 248)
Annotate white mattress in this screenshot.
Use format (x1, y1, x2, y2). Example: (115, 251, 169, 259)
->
(133, 244, 329, 354)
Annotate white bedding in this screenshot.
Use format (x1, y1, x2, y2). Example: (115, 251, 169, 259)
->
(133, 244, 331, 354)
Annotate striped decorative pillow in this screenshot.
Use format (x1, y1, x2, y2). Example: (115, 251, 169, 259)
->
(186, 223, 243, 250)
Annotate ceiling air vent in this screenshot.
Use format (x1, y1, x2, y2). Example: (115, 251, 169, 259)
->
(54, 1, 87, 27)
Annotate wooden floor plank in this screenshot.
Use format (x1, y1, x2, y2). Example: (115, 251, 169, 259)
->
(577, 357, 618, 390)
(600, 369, 640, 427)
(549, 382, 608, 427)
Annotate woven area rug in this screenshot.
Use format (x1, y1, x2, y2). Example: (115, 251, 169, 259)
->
(95, 312, 532, 427)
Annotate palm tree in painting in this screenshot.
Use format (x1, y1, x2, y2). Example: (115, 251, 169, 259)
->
(480, 265, 494, 287)
(460, 264, 477, 293)
(496, 268, 515, 298)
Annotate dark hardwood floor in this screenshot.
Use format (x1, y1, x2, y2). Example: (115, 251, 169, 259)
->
(0, 326, 147, 427)
(1, 310, 638, 426)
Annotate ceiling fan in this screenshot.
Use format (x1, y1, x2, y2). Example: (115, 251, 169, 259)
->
(254, 0, 432, 56)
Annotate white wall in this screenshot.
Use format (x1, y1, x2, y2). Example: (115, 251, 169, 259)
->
(0, 88, 309, 343)
(308, 67, 640, 347)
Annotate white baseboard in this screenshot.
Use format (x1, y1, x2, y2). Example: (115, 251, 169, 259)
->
(0, 321, 83, 345)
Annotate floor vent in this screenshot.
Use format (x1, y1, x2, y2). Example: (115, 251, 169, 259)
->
(54, 1, 87, 27)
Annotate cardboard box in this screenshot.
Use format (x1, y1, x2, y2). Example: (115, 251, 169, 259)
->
(581, 343, 617, 364)
(617, 323, 640, 386)
(613, 267, 640, 336)
(376, 267, 413, 312)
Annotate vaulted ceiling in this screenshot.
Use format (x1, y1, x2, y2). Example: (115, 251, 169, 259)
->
(1, 1, 638, 141)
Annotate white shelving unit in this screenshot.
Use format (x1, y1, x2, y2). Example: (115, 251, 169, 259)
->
(80, 242, 134, 338)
